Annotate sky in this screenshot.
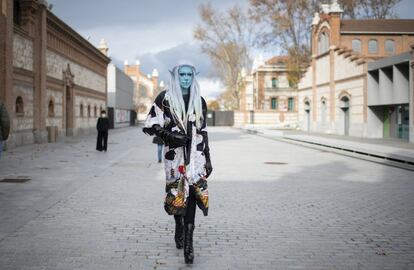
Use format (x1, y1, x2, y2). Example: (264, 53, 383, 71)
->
(47, 0, 414, 100)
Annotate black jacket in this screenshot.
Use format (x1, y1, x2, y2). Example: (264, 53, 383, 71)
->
(96, 117, 109, 132)
(0, 102, 10, 141)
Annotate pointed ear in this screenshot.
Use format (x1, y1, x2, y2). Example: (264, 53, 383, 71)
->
(169, 70, 174, 77)
(195, 71, 200, 76)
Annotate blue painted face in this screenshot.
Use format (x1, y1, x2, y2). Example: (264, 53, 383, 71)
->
(178, 65, 193, 90)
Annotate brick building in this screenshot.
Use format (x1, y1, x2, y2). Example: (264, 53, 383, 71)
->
(298, 1, 414, 141)
(123, 60, 162, 121)
(0, 0, 110, 147)
(236, 55, 298, 127)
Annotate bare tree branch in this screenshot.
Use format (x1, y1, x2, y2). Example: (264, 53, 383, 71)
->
(194, 3, 255, 110)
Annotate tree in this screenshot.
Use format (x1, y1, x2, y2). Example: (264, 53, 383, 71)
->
(354, 0, 401, 19)
(340, 0, 402, 19)
(249, 0, 319, 87)
(217, 89, 238, 110)
(194, 3, 256, 110)
(249, 0, 402, 86)
(207, 100, 220, 111)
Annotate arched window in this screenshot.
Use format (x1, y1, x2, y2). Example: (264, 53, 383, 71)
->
(87, 104, 91, 118)
(48, 100, 55, 117)
(94, 105, 97, 117)
(15, 96, 24, 115)
(385, 39, 395, 54)
(368, 39, 378, 54)
(352, 39, 361, 53)
(340, 96, 350, 108)
(318, 31, 329, 55)
(80, 103, 84, 118)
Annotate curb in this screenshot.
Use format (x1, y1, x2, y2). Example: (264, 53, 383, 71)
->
(239, 127, 414, 171)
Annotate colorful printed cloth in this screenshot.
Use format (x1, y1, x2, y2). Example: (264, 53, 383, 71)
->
(143, 90, 210, 216)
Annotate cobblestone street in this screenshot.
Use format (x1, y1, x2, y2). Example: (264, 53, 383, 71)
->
(0, 127, 413, 269)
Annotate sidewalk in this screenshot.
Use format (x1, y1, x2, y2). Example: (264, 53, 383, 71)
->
(1, 127, 414, 269)
(240, 126, 414, 169)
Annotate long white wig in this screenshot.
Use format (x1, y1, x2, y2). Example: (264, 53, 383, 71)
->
(166, 61, 203, 131)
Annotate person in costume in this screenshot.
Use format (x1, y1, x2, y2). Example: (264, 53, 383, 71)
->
(143, 61, 212, 264)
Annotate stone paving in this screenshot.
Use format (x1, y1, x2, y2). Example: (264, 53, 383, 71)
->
(0, 127, 413, 269)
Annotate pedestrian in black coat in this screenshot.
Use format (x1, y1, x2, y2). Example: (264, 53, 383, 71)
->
(0, 101, 10, 160)
(96, 110, 109, 152)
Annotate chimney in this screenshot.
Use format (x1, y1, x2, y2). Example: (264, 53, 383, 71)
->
(124, 59, 129, 73)
(159, 81, 165, 90)
(328, 0, 343, 47)
(98, 39, 108, 56)
(135, 59, 141, 74)
(151, 69, 159, 95)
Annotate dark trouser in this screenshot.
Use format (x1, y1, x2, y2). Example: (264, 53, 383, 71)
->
(175, 185, 196, 225)
(96, 131, 108, 151)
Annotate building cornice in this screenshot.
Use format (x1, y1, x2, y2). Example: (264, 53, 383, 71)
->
(46, 10, 110, 65)
(73, 86, 106, 100)
(13, 25, 33, 40)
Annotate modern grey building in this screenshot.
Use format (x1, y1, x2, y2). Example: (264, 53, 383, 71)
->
(367, 52, 413, 142)
(107, 64, 135, 128)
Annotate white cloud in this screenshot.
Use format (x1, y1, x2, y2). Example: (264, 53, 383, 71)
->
(198, 77, 225, 100)
(80, 22, 193, 62)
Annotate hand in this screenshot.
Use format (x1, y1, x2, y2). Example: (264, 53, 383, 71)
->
(153, 125, 188, 148)
(168, 131, 188, 148)
(205, 155, 213, 178)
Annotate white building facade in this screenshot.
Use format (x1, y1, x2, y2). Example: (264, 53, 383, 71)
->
(107, 64, 135, 128)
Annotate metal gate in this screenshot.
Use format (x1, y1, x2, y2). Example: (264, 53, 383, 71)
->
(108, 107, 115, 129)
(207, 111, 234, 126)
(130, 110, 137, 126)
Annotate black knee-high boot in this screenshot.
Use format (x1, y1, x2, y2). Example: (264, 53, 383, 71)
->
(184, 224, 194, 264)
(174, 215, 184, 249)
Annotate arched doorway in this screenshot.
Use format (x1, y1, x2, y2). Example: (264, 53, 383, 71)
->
(340, 96, 350, 136)
(304, 100, 311, 131)
(63, 64, 74, 136)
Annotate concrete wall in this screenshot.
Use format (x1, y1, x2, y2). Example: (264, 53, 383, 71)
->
(74, 95, 105, 135)
(107, 64, 134, 110)
(366, 53, 412, 140)
(298, 69, 312, 90)
(298, 48, 366, 137)
(334, 51, 363, 81)
(316, 54, 330, 85)
(107, 64, 134, 128)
